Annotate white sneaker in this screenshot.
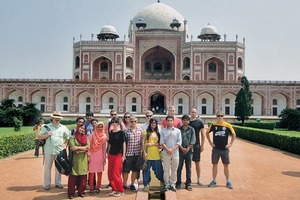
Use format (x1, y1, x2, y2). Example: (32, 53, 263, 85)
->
(197, 179, 204, 186)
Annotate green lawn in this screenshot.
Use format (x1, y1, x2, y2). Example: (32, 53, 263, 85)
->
(0, 125, 75, 135)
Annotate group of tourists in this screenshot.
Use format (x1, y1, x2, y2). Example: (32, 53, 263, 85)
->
(35, 106, 236, 199)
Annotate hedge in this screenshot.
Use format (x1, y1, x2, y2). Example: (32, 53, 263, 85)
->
(231, 121, 276, 130)
(234, 126, 300, 155)
(0, 132, 35, 159)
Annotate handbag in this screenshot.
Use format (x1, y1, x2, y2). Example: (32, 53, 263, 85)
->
(55, 148, 73, 176)
(136, 155, 147, 170)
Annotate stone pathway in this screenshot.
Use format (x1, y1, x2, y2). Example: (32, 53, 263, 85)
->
(1, 138, 300, 200)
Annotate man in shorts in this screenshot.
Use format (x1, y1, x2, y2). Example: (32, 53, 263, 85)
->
(189, 107, 205, 186)
(122, 116, 143, 191)
(206, 110, 236, 189)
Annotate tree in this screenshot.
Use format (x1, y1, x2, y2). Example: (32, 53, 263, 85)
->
(20, 102, 42, 126)
(0, 98, 42, 128)
(235, 76, 252, 125)
(0, 98, 21, 127)
(278, 108, 300, 130)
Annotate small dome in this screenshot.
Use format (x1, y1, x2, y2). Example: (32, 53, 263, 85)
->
(198, 23, 221, 41)
(98, 24, 119, 41)
(200, 23, 219, 35)
(100, 24, 118, 35)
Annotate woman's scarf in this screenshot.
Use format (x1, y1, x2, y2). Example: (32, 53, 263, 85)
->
(90, 122, 107, 152)
(75, 125, 87, 146)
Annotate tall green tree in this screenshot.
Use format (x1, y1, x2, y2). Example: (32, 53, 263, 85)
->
(235, 76, 252, 125)
(20, 102, 42, 126)
(0, 98, 21, 127)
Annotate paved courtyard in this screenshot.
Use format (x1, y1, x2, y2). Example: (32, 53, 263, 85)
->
(0, 138, 300, 200)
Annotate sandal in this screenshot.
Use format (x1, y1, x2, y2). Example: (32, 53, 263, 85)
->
(107, 191, 117, 196)
(94, 189, 100, 194)
(89, 189, 94, 195)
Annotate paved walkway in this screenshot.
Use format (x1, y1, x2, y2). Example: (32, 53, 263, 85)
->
(1, 138, 300, 200)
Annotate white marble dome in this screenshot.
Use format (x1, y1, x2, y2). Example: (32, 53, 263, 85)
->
(131, 2, 185, 31)
(100, 24, 118, 35)
(200, 23, 219, 35)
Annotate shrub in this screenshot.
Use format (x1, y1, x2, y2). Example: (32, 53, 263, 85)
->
(278, 108, 300, 131)
(234, 126, 300, 155)
(231, 121, 276, 130)
(0, 132, 35, 159)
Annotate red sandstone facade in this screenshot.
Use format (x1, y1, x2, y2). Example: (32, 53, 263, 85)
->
(0, 2, 299, 117)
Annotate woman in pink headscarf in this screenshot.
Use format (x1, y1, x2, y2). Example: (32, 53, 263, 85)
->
(88, 122, 107, 195)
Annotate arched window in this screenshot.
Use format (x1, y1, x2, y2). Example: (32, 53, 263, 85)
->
(18, 96, 23, 102)
(178, 98, 183, 104)
(195, 55, 200, 63)
(238, 57, 243, 70)
(229, 55, 234, 64)
(41, 96, 45, 102)
(86, 97, 91, 103)
(225, 98, 230, 104)
(63, 97, 68, 102)
(273, 99, 277, 105)
(117, 55, 121, 64)
(126, 57, 133, 69)
(109, 97, 113, 103)
(208, 62, 217, 73)
(145, 62, 151, 72)
(183, 57, 190, 69)
(165, 61, 171, 71)
(202, 98, 206, 104)
(132, 97, 137, 103)
(75, 75, 79, 79)
(83, 54, 88, 63)
(154, 62, 162, 71)
(75, 56, 80, 68)
(101, 62, 108, 71)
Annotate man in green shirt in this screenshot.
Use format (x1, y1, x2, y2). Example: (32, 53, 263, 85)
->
(38, 111, 69, 190)
(176, 114, 196, 191)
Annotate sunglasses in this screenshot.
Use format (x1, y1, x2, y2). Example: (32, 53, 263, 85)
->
(131, 121, 137, 123)
(125, 116, 131, 118)
(217, 115, 224, 117)
(111, 114, 117, 116)
(146, 115, 153, 117)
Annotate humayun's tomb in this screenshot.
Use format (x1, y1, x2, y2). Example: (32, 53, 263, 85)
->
(0, 1, 299, 118)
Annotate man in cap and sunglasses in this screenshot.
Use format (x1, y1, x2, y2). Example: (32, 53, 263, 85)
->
(206, 110, 236, 189)
(38, 111, 70, 190)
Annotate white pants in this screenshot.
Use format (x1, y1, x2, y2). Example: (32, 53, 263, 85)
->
(161, 153, 179, 186)
(44, 154, 61, 186)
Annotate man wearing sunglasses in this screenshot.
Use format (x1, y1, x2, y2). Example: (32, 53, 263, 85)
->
(122, 116, 143, 191)
(140, 110, 154, 130)
(206, 110, 236, 189)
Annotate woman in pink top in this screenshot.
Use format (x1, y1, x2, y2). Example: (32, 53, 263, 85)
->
(88, 122, 107, 195)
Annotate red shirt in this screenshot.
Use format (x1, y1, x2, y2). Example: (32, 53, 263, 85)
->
(161, 117, 182, 128)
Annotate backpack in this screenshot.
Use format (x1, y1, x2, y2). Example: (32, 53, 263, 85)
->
(55, 148, 72, 176)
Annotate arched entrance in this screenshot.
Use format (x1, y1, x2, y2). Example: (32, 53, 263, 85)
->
(150, 93, 166, 114)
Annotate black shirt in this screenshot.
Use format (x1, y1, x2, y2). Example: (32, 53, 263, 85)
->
(189, 118, 204, 145)
(108, 130, 126, 155)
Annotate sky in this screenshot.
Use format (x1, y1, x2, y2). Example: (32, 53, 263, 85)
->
(0, 0, 299, 81)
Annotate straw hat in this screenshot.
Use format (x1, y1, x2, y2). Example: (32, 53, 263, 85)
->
(50, 111, 63, 119)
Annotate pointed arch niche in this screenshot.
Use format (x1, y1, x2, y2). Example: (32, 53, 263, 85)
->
(92, 57, 112, 80)
(141, 46, 175, 80)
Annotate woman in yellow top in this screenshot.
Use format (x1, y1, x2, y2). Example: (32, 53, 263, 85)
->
(142, 118, 164, 192)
